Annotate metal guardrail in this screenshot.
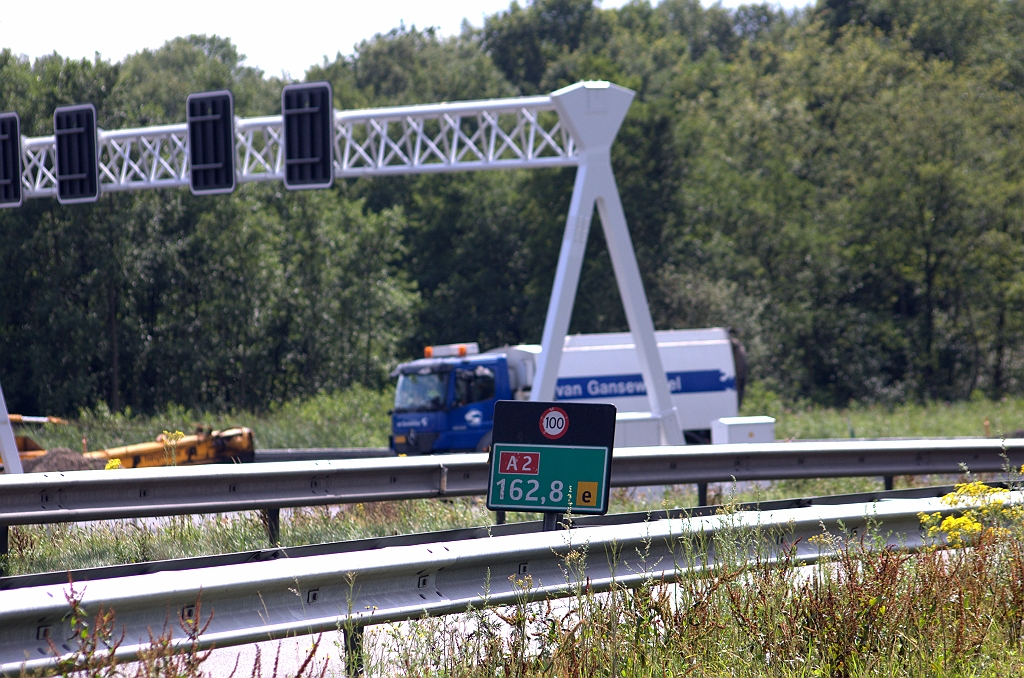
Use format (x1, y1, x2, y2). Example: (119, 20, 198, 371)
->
(0, 483, 974, 592)
(3, 490, 1015, 676)
(1, 439, 1021, 527)
(253, 447, 393, 462)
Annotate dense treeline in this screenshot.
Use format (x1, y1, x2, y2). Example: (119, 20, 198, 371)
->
(2, 0, 1023, 415)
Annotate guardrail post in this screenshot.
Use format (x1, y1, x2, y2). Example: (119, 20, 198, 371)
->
(344, 626, 364, 677)
(884, 476, 894, 491)
(697, 482, 708, 507)
(0, 524, 8, 576)
(261, 508, 280, 546)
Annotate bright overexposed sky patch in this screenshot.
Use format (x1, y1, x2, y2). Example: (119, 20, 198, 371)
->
(1, 0, 814, 80)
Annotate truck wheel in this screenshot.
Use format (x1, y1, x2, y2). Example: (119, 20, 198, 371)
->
(475, 431, 492, 453)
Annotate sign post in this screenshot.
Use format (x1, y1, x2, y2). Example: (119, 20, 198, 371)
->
(487, 401, 615, 529)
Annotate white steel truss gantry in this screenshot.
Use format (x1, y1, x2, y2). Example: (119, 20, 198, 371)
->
(19, 96, 577, 197)
(0, 81, 683, 474)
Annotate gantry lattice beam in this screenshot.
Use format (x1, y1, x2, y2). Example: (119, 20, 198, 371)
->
(19, 96, 577, 198)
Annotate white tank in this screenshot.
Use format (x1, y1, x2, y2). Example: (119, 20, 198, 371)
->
(489, 328, 740, 434)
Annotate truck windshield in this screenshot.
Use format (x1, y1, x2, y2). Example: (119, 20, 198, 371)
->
(394, 371, 449, 412)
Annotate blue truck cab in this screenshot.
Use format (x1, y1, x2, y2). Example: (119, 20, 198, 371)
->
(390, 346, 510, 454)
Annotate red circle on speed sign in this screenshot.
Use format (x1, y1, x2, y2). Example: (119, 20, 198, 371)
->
(539, 406, 569, 440)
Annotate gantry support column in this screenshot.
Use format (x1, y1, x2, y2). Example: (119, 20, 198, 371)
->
(0, 381, 23, 474)
(531, 82, 684, 445)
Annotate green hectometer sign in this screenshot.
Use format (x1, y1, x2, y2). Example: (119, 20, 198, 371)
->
(487, 442, 610, 514)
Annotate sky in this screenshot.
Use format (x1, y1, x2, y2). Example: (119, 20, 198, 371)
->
(1, 0, 814, 80)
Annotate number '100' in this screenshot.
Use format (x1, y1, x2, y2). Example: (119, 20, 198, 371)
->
(496, 479, 564, 502)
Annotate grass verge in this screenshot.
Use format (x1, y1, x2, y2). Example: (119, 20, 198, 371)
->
(743, 385, 1024, 440)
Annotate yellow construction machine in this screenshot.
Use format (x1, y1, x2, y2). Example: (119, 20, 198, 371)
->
(12, 417, 255, 470)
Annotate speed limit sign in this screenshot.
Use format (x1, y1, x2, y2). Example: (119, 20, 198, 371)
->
(488, 401, 616, 515)
(539, 406, 568, 439)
